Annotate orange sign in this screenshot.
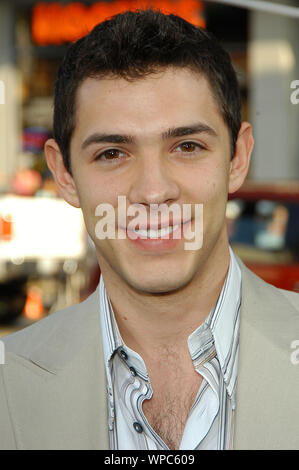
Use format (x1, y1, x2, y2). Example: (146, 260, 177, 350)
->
(32, 0, 205, 45)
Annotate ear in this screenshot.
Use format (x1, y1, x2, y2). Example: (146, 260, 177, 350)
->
(228, 122, 254, 194)
(44, 138, 80, 208)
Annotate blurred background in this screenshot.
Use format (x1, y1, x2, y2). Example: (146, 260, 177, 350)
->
(0, 0, 298, 336)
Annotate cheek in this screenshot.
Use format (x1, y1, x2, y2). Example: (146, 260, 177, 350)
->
(75, 170, 119, 210)
(188, 164, 229, 205)
(187, 165, 229, 236)
(74, 174, 124, 244)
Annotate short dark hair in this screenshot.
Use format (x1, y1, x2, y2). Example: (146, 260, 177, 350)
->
(53, 8, 241, 174)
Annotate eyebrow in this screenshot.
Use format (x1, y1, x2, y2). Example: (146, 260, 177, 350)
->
(81, 122, 217, 151)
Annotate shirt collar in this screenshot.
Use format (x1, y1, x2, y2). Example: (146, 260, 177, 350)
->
(187, 246, 241, 396)
(99, 245, 241, 395)
(99, 279, 123, 366)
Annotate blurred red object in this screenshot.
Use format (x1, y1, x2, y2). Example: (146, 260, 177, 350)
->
(11, 169, 42, 196)
(0, 214, 13, 241)
(245, 263, 299, 292)
(22, 286, 45, 320)
(32, 0, 205, 45)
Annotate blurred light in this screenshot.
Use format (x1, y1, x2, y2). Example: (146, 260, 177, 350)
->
(23, 286, 44, 320)
(32, 0, 205, 45)
(11, 169, 42, 196)
(37, 258, 59, 275)
(0, 196, 86, 260)
(63, 259, 78, 275)
(226, 200, 244, 219)
(255, 199, 276, 217)
(249, 40, 295, 74)
(10, 256, 24, 265)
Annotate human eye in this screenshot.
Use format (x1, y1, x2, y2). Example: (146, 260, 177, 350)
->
(175, 141, 205, 155)
(94, 148, 127, 162)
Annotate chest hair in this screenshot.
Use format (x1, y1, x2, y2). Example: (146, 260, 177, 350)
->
(142, 372, 202, 450)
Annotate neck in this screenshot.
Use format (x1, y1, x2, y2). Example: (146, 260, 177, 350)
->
(99, 232, 230, 357)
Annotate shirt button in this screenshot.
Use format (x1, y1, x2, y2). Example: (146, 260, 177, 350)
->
(129, 366, 137, 376)
(133, 422, 143, 433)
(119, 349, 128, 360)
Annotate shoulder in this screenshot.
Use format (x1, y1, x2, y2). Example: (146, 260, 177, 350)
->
(2, 296, 84, 353)
(234, 252, 299, 319)
(278, 288, 299, 311)
(1, 285, 101, 370)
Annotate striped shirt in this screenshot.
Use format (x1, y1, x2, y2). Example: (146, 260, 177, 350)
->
(99, 246, 242, 450)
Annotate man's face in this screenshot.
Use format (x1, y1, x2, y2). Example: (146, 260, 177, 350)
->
(67, 67, 242, 293)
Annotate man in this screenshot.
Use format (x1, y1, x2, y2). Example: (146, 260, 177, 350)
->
(1, 9, 299, 450)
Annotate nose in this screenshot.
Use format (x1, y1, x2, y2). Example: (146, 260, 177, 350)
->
(128, 152, 180, 207)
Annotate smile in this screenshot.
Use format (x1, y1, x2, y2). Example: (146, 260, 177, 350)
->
(130, 224, 181, 239)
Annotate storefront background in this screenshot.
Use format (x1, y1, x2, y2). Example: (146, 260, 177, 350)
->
(0, 0, 298, 332)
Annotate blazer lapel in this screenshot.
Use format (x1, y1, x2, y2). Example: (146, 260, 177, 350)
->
(234, 258, 299, 449)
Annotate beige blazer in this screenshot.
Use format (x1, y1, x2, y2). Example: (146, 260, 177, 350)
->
(0, 256, 299, 450)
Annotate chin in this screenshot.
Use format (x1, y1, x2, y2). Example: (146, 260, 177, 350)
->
(125, 269, 195, 295)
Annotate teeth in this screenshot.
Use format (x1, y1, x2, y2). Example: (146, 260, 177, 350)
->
(133, 224, 180, 238)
